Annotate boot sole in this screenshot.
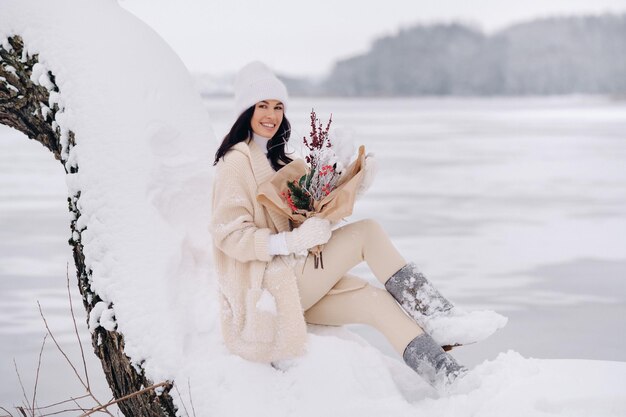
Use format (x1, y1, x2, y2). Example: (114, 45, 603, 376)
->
(442, 343, 464, 352)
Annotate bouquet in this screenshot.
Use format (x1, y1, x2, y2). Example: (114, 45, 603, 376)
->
(257, 109, 367, 269)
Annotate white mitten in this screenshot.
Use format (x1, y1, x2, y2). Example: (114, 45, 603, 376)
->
(284, 217, 332, 255)
(355, 152, 378, 200)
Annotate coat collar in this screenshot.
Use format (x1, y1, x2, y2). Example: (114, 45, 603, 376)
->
(246, 137, 275, 186)
(234, 138, 291, 232)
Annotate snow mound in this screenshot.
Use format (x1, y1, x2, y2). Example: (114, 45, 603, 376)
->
(444, 351, 626, 417)
(1, 0, 217, 384)
(176, 325, 626, 417)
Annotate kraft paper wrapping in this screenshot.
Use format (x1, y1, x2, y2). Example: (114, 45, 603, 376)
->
(256, 145, 366, 226)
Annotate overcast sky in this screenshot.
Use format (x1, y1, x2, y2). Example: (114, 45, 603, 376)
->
(119, 0, 626, 78)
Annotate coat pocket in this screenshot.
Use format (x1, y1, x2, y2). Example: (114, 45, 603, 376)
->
(241, 288, 277, 344)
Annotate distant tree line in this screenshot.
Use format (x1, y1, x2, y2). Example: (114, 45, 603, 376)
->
(284, 14, 626, 96)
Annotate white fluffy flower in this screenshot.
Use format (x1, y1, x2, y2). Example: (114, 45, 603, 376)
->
(330, 126, 356, 173)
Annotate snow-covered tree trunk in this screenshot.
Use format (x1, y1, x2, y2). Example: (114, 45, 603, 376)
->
(0, 34, 176, 417)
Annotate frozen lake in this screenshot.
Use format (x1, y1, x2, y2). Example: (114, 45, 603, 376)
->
(1, 96, 625, 409)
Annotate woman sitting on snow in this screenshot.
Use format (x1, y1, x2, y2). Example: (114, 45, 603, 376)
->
(210, 61, 507, 392)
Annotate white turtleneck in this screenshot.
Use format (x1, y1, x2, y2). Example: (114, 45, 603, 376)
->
(252, 133, 291, 255)
(252, 133, 270, 156)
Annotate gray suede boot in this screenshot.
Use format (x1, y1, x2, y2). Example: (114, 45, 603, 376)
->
(403, 332, 467, 392)
(385, 262, 508, 348)
(384, 262, 454, 318)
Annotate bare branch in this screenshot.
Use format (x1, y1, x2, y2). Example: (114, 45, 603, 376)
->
(33, 394, 90, 411)
(66, 262, 90, 390)
(37, 301, 86, 390)
(0, 405, 17, 417)
(36, 302, 114, 417)
(187, 379, 197, 417)
(32, 334, 48, 417)
(39, 408, 92, 417)
(13, 360, 32, 417)
(69, 396, 88, 415)
(78, 382, 171, 417)
(172, 385, 189, 417)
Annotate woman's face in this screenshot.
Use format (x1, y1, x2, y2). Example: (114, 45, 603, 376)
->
(250, 99, 284, 139)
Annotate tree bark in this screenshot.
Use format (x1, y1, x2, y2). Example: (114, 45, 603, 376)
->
(0, 35, 177, 417)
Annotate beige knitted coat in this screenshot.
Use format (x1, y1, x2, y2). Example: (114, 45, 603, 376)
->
(210, 137, 309, 363)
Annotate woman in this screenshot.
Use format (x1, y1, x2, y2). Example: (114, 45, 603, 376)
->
(210, 61, 506, 391)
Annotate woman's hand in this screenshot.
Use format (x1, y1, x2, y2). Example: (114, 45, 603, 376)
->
(285, 217, 332, 254)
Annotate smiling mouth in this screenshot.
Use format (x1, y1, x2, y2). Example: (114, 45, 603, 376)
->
(261, 123, 276, 129)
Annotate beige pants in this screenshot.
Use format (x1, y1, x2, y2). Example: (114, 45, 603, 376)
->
(293, 219, 424, 355)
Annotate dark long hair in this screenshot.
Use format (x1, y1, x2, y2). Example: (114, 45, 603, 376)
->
(213, 105, 294, 171)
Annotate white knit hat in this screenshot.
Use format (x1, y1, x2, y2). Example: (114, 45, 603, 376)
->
(234, 61, 288, 117)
